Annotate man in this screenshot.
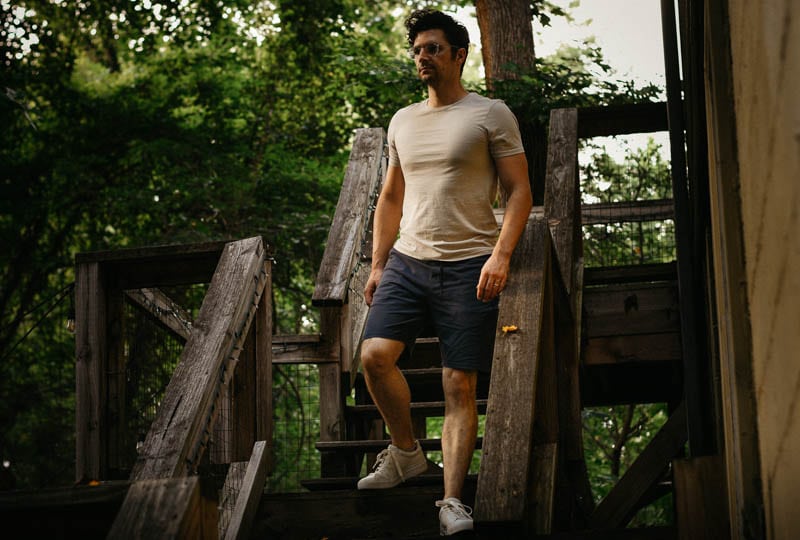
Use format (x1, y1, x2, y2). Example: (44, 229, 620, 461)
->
(356, 8, 532, 536)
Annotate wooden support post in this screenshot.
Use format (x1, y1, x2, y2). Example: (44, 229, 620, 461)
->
(474, 217, 549, 531)
(106, 284, 126, 479)
(223, 441, 270, 540)
(531, 257, 558, 534)
(318, 306, 346, 477)
(254, 271, 274, 474)
(673, 455, 731, 539)
(75, 261, 108, 483)
(543, 107, 579, 296)
(107, 476, 217, 539)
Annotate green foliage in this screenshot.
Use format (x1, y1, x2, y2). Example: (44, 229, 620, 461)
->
(2, 3, 676, 521)
(494, 41, 662, 125)
(583, 404, 673, 525)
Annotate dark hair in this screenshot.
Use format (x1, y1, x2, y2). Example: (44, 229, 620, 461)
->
(405, 9, 470, 56)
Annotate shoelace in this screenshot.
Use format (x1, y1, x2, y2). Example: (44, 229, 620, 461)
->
(436, 499, 473, 519)
(371, 448, 406, 480)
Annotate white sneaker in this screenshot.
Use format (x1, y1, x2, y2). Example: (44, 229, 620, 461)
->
(436, 497, 473, 536)
(356, 442, 427, 489)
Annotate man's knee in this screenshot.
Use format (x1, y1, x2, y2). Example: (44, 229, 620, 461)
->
(361, 338, 404, 377)
(442, 368, 477, 404)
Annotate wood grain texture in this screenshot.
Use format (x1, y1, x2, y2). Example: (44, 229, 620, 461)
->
(75, 261, 107, 482)
(131, 237, 268, 480)
(474, 216, 550, 524)
(313, 128, 385, 306)
(544, 108, 579, 296)
(224, 441, 270, 540)
(107, 477, 216, 539)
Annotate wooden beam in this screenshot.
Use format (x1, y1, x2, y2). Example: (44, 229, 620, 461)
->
(107, 476, 217, 539)
(583, 333, 682, 365)
(581, 199, 674, 225)
(475, 217, 550, 526)
(589, 402, 687, 529)
(254, 281, 273, 473)
(704, 0, 764, 535)
(313, 128, 386, 306)
(576, 102, 669, 138)
(131, 237, 268, 480)
(544, 108, 579, 295)
(76, 240, 230, 289)
(673, 455, 731, 539)
(124, 288, 193, 342)
(582, 282, 680, 339)
(75, 261, 107, 482)
(223, 441, 270, 540)
(583, 263, 677, 286)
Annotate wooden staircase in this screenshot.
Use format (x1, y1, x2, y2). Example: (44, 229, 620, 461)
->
(0, 104, 696, 539)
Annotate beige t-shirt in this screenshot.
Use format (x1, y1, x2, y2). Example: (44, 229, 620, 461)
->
(388, 92, 525, 261)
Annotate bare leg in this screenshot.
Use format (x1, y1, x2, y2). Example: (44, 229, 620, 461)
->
(441, 367, 478, 500)
(361, 337, 416, 450)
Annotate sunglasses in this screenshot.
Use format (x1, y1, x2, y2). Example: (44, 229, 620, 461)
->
(407, 42, 459, 59)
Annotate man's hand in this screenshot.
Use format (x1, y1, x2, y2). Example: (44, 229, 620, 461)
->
(476, 254, 510, 302)
(364, 267, 384, 306)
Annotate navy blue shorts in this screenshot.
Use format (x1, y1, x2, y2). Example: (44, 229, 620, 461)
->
(363, 249, 499, 372)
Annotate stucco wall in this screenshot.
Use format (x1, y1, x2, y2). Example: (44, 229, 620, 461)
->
(727, 1, 800, 538)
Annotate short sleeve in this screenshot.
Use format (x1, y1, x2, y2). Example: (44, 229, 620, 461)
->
(387, 111, 401, 167)
(486, 100, 525, 159)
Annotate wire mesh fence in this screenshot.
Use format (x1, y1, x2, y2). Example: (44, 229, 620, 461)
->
(583, 219, 676, 267)
(265, 363, 321, 493)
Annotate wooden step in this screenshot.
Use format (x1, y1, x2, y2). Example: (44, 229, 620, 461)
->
(300, 473, 477, 492)
(252, 483, 477, 539)
(316, 437, 484, 454)
(347, 400, 488, 419)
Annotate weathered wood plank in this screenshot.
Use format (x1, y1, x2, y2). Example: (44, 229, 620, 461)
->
(131, 237, 268, 480)
(576, 102, 669, 138)
(581, 199, 674, 225)
(673, 455, 730, 540)
(254, 281, 273, 473)
(531, 443, 558, 534)
(583, 282, 680, 338)
(583, 263, 677, 286)
(589, 402, 687, 529)
(224, 441, 269, 540)
(704, 0, 765, 532)
(75, 261, 107, 482)
(107, 476, 217, 539)
(475, 217, 549, 525)
(583, 333, 682, 365)
(313, 128, 386, 306)
(124, 288, 193, 342)
(544, 108, 579, 295)
(79, 241, 229, 290)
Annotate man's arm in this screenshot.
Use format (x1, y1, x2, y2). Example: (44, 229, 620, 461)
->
(477, 152, 533, 302)
(364, 164, 405, 306)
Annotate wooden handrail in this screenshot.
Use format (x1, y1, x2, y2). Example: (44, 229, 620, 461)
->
(131, 236, 270, 480)
(312, 127, 386, 307)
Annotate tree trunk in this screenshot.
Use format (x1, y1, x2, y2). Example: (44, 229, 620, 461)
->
(475, 0, 536, 86)
(474, 0, 546, 204)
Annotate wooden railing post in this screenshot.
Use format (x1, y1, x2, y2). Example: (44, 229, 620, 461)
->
(474, 216, 551, 532)
(75, 261, 108, 483)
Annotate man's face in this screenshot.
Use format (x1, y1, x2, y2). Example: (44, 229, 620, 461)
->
(411, 29, 463, 86)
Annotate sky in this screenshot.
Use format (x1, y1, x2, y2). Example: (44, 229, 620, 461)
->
(455, 0, 671, 161)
